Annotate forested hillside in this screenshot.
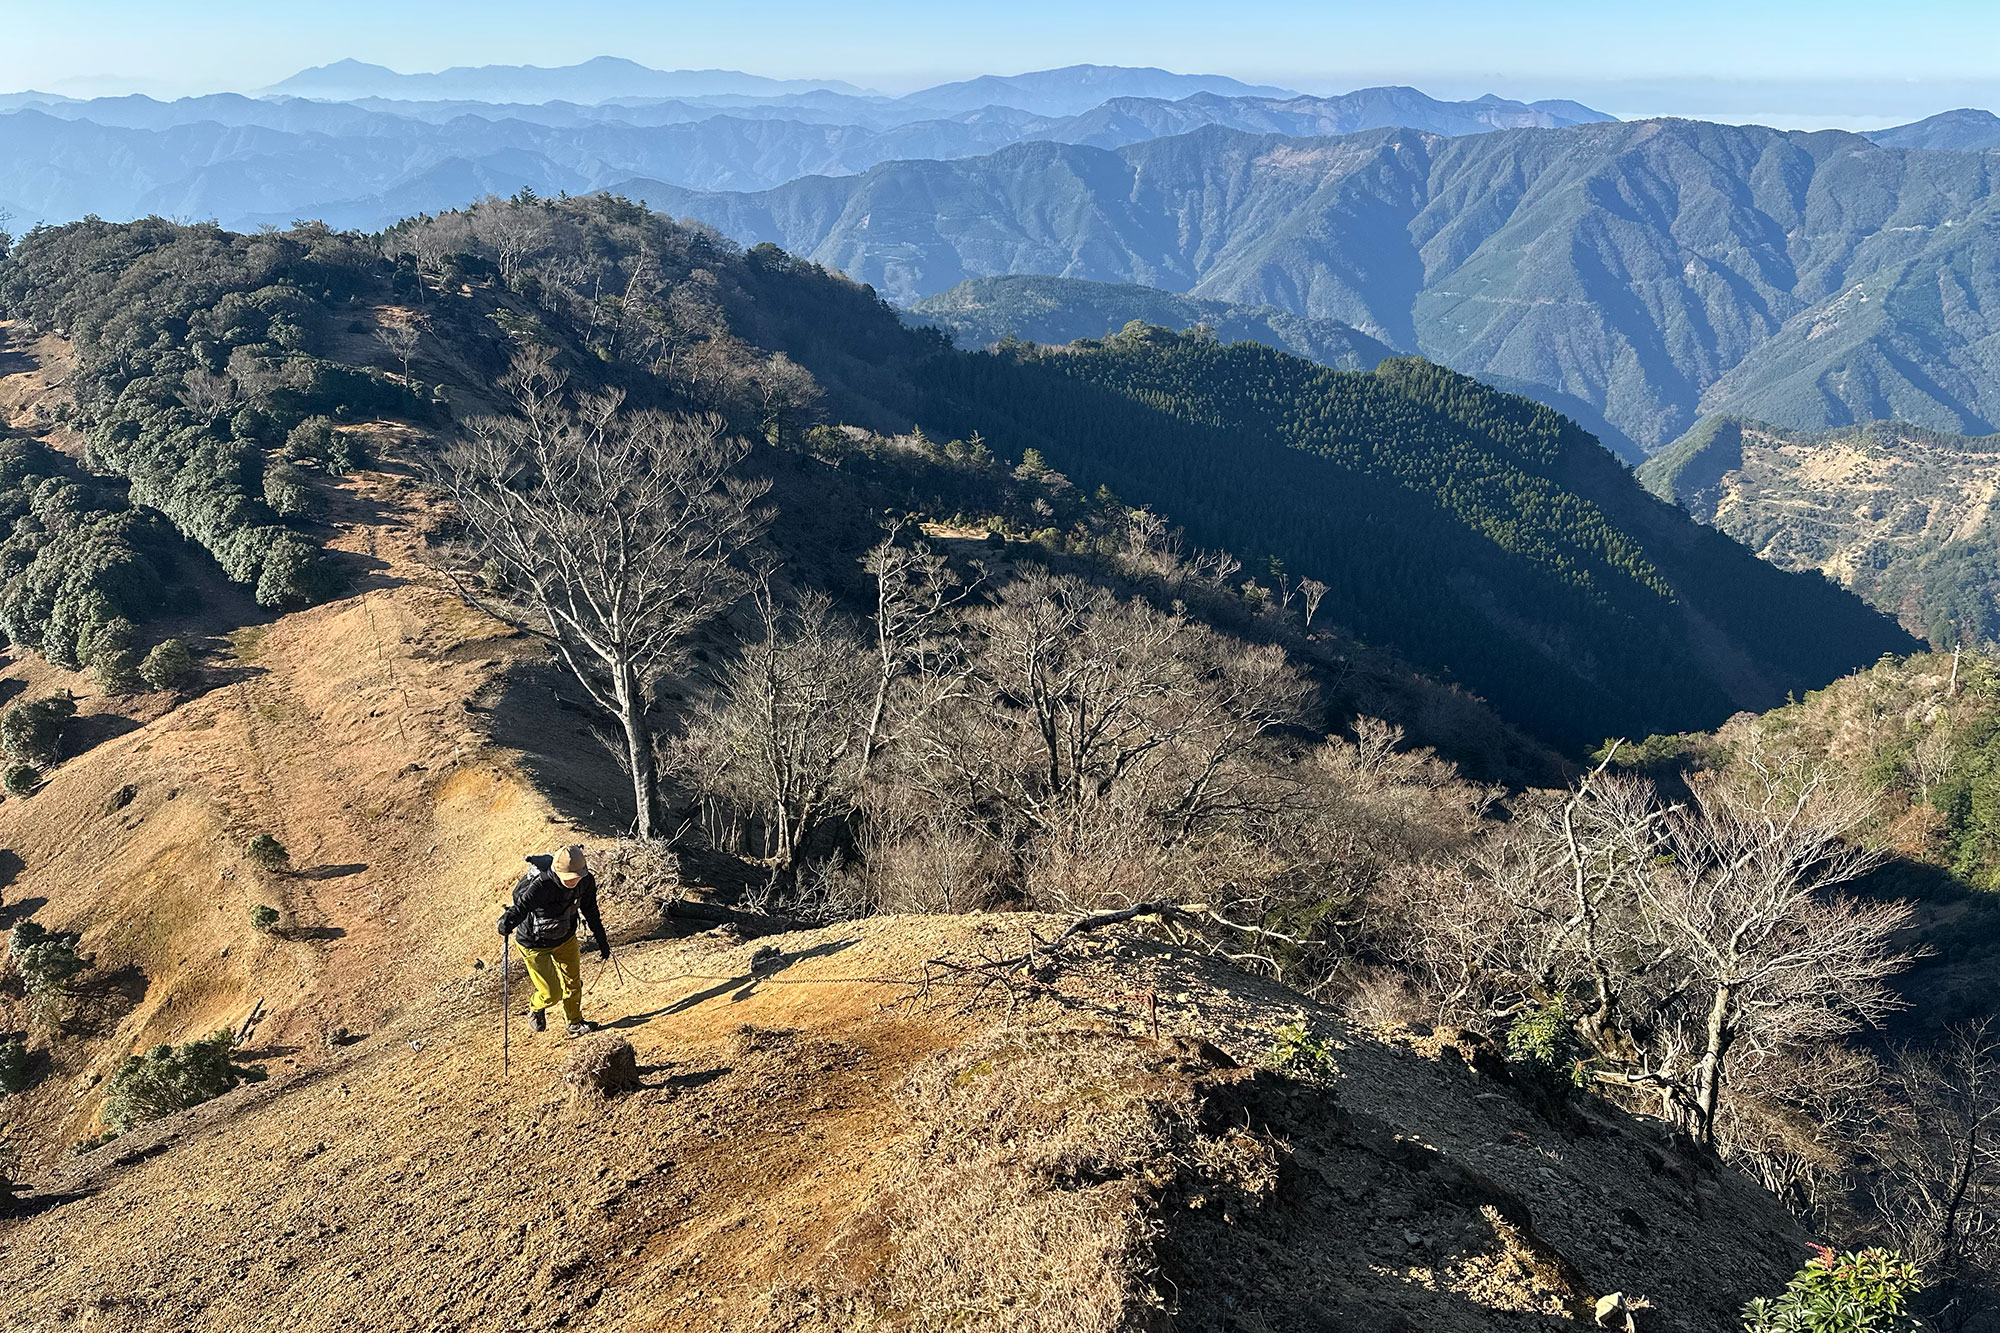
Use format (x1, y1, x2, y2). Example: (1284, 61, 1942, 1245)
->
(0, 201, 1911, 755)
(910, 330, 1913, 746)
(908, 274, 1395, 369)
(1642, 414, 2000, 646)
(633, 118, 2000, 457)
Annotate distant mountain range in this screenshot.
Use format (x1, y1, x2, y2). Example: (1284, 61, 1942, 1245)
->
(1641, 415, 2000, 646)
(626, 119, 2000, 457)
(0, 83, 1613, 231)
(909, 274, 1397, 370)
(265, 57, 869, 103)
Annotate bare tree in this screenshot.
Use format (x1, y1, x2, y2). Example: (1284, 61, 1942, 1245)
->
(1298, 577, 1328, 628)
(436, 351, 770, 838)
(1641, 764, 1911, 1142)
(376, 315, 427, 381)
(856, 528, 978, 784)
(676, 585, 873, 880)
(1877, 1021, 2000, 1322)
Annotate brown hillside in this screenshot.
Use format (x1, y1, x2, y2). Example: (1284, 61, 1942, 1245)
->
(2, 915, 1807, 1332)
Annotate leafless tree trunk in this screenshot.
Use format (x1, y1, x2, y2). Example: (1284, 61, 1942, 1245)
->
(1298, 577, 1328, 628)
(434, 350, 770, 839)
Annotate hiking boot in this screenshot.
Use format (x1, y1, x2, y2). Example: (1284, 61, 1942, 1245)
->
(528, 1008, 547, 1033)
(566, 1020, 597, 1038)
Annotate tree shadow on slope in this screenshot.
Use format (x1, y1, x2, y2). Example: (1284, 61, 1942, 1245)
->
(479, 660, 636, 836)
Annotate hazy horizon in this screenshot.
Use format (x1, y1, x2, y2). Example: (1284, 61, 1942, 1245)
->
(6, 1, 1999, 132)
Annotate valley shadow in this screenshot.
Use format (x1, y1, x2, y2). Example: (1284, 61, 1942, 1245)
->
(481, 663, 635, 834)
(0, 893, 46, 928)
(294, 863, 368, 881)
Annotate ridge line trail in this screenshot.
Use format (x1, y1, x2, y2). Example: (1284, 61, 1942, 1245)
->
(0, 429, 587, 1156)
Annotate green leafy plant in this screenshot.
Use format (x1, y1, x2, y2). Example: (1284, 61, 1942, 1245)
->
(248, 904, 280, 934)
(1743, 1247, 1923, 1333)
(101, 1030, 261, 1133)
(1506, 999, 1591, 1090)
(1262, 1019, 1339, 1084)
(2, 763, 39, 796)
(246, 834, 289, 873)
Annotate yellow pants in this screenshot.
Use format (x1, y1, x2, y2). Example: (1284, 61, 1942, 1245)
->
(517, 935, 583, 1027)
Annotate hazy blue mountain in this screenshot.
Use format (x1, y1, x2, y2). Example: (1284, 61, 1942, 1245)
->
(0, 85, 1618, 230)
(266, 57, 865, 104)
(622, 119, 2000, 454)
(1044, 87, 1611, 148)
(1866, 108, 2000, 151)
(907, 274, 1398, 369)
(898, 65, 1295, 117)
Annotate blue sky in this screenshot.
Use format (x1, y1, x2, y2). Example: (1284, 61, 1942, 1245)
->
(6, 0, 1999, 128)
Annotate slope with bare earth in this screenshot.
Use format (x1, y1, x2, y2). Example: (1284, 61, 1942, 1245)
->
(1640, 415, 2000, 644)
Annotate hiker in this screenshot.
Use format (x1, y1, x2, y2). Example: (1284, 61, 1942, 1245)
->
(497, 844, 611, 1037)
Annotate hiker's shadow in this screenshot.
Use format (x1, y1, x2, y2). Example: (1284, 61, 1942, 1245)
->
(606, 938, 859, 1031)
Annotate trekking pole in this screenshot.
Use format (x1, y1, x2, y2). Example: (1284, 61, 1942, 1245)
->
(500, 941, 511, 1079)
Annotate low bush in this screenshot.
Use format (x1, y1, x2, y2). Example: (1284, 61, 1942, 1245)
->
(1, 694, 74, 769)
(101, 1030, 260, 1133)
(1742, 1247, 1922, 1332)
(249, 904, 280, 934)
(246, 834, 289, 872)
(1262, 1020, 1340, 1084)
(2, 763, 38, 796)
(138, 638, 195, 692)
(8, 922, 89, 997)
(0, 1034, 27, 1094)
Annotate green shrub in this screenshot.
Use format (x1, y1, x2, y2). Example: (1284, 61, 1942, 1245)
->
(101, 1031, 257, 1133)
(262, 461, 317, 519)
(8, 921, 89, 997)
(2, 763, 38, 796)
(254, 534, 341, 609)
(1, 694, 74, 769)
(1262, 1019, 1339, 1083)
(246, 834, 289, 872)
(92, 647, 140, 695)
(139, 638, 195, 692)
(1506, 999, 1591, 1090)
(1743, 1247, 1922, 1332)
(283, 415, 337, 465)
(249, 904, 280, 934)
(0, 1034, 28, 1094)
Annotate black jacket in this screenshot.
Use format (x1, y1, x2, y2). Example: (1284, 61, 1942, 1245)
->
(497, 859, 608, 953)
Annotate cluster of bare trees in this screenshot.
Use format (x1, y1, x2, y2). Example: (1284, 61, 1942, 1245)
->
(435, 363, 1991, 1306)
(1386, 754, 1916, 1146)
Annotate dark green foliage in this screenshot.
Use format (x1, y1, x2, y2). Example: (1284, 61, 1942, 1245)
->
(1, 695, 74, 769)
(1262, 1021, 1339, 1084)
(0, 219, 421, 617)
(1, 764, 36, 796)
(911, 275, 1395, 371)
(917, 333, 1913, 747)
(262, 460, 316, 519)
(1742, 1249, 1922, 1333)
(101, 1030, 254, 1133)
(246, 834, 289, 872)
(138, 638, 195, 693)
(248, 904, 279, 934)
(0, 1035, 27, 1094)
(8, 921, 88, 997)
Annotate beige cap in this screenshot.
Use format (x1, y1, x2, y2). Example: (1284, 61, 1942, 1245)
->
(553, 844, 587, 885)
